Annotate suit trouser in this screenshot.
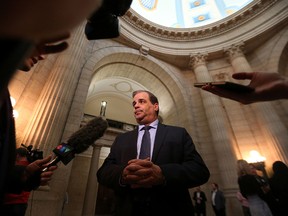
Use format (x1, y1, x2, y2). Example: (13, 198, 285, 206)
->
(212, 205, 226, 216)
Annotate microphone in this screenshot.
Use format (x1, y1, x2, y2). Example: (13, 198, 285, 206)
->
(42, 117, 108, 172)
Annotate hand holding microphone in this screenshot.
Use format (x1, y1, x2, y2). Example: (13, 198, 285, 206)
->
(42, 117, 108, 172)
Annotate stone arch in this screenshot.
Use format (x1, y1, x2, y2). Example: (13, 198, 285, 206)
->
(83, 44, 192, 127)
(267, 27, 288, 73)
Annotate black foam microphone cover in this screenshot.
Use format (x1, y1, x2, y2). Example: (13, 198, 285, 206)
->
(42, 117, 108, 171)
(67, 116, 108, 153)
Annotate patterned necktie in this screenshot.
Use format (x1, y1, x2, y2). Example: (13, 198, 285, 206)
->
(139, 126, 151, 159)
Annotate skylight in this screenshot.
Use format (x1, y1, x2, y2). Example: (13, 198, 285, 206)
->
(131, 0, 254, 28)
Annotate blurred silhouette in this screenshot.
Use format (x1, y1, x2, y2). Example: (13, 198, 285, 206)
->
(193, 186, 207, 216)
(269, 161, 288, 216)
(237, 160, 273, 216)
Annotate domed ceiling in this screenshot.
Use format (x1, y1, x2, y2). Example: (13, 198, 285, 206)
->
(131, 0, 253, 28)
(85, 0, 285, 125)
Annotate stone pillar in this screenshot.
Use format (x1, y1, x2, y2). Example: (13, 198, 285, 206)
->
(225, 43, 288, 164)
(22, 25, 88, 152)
(82, 144, 101, 216)
(190, 53, 238, 189)
(224, 42, 251, 75)
(23, 24, 89, 216)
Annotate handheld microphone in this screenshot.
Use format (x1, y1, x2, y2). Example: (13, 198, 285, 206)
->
(42, 117, 108, 172)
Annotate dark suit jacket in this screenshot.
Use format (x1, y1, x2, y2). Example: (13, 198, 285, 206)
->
(97, 123, 210, 216)
(193, 191, 207, 209)
(212, 190, 226, 210)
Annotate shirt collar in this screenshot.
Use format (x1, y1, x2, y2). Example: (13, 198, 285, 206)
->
(138, 119, 159, 131)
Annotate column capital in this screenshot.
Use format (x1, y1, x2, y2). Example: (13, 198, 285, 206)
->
(189, 53, 208, 69)
(224, 42, 245, 61)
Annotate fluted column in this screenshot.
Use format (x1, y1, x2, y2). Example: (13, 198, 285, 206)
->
(22, 25, 87, 153)
(10, 50, 60, 144)
(190, 53, 238, 189)
(224, 42, 251, 75)
(22, 24, 89, 216)
(225, 43, 288, 163)
(82, 144, 101, 216)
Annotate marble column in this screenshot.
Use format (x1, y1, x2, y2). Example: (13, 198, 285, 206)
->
(82, 144, 102, 216)
(225, 43, 288, 164)
(190, 53, 238, 189)
(22, 25, 88, 152)
(22, 24, 89, 216)
(10, 48, 60, 144)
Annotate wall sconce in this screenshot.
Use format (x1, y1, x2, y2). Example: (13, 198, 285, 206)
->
(100, 101, 107, 116)
(10, 96, 19, 118)
(246, 150, 268, 180)
(247, 150, 266, 163)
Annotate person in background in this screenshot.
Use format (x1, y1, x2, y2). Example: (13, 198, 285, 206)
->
(211, 183, 226, 216)
(237, 159, 273, 216)
(201, 72, 288, 104)
(1, 147, 31, 216)
(249, 164, 278, 215)
(97, 90, 210, 216)
(193, 186, 207, 216)
(236, 191, 251, 216)
(269, 161, 288, 216)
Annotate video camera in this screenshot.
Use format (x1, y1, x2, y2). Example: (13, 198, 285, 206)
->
(85, 0, 133, 40)
(21, 144, 43, 163)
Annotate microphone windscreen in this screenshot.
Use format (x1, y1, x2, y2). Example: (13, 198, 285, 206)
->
(67, 117, 108, 154)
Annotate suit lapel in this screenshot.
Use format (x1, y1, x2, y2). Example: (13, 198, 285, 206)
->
(126, 127, 138, 160)
(152, 123, 167, 161)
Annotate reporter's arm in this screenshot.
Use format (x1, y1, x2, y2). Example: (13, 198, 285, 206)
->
(202, 72, 288, 104)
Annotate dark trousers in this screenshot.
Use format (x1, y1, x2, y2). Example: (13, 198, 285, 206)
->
(195, 205, 206, 216)
(0, 203, 28, 216)
(212, 205, 226, 216)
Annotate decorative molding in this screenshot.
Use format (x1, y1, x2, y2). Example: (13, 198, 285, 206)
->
(139, 45, 150, 56)
(122, 0, 278, 41)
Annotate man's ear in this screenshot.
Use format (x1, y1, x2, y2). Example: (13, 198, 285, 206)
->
(154, 103, 159, 112)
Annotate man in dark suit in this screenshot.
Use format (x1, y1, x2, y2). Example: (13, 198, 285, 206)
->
(193, 186, 207, 216)
(97, 90, 210, 216)
(211, 183, 226, 216)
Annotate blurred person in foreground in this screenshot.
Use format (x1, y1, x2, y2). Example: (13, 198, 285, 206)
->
(0, 0, 103, 99)
(201, 72, 288, 104)
(0, 0, 102, 41)
(236, 191, 251, 216)
(97, 90, 210, 216)
(0, 35, 70, 204)
(269, 161, 288, 216)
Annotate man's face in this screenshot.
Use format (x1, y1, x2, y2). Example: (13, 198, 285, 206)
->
(132, 92, 158, 125)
